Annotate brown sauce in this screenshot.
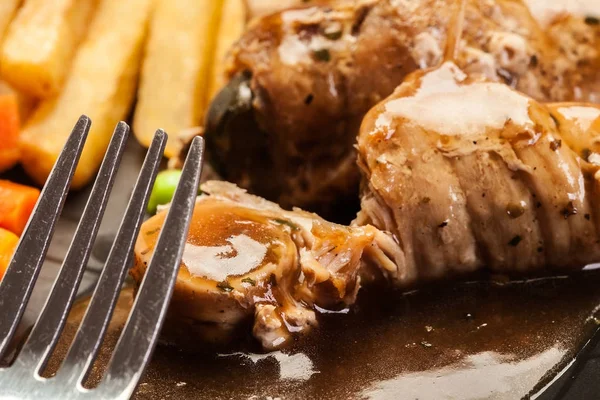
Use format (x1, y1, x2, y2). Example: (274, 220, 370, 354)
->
(42, 270, 600, 399)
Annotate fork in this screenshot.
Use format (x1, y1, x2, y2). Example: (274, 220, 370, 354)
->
(0, 115, 204, 399)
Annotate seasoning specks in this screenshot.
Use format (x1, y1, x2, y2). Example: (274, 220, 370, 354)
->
(508, 235, 522, 246)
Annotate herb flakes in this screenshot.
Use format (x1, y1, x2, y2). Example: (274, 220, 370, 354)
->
(323, 23, 343, 40)
(241, 277, 256, 286)
(508, 235, 522, 246)
(313, 48, 331, 62)
(216, 281, 234, 292)
(585, 16, 600, 25)
(272, 218, 300, 231)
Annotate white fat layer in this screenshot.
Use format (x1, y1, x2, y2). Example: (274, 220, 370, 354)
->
(375, 62, 533, 137)
(557, 106, 600, 132)
(182, 234, 268, 281)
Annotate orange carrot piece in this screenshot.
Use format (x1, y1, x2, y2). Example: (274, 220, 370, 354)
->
(0, 180, 40, 235)
(0, 92, 20, 172)
(0, 227, 18, 280)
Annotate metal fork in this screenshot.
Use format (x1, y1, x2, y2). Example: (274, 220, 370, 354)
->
(0, 115, 204, 399)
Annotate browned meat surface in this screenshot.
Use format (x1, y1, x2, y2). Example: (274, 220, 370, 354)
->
(356, 61, 600, 286)
(132, 181, 397, 349)
(204, 0, 600, 217)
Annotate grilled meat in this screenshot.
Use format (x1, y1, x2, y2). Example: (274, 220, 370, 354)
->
(356, 61, 600, 286)
(203, 0, 600, 217)
(132, 181, 397, 349)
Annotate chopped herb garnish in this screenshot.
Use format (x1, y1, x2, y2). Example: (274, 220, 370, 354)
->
(550, 139, 562, 151)
(585, 214, 592, 221)
(313, 48, 331, 62)
(272, 218, 300, 230)
(324, 30, 342, 40)
(508, 235, 522, 246)
(216, 281, 234, 292)
(506, 202, 525, 218)
(323, 24, 343, 40)
(561, 201, 577, 219)
(438, 220, 449, 228)
(241, 277, 256, 286)
(585, 16, 600, 25)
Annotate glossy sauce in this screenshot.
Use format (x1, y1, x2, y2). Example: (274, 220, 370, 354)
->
(374, 62, 534, 137)
(44, 271, 600, 399)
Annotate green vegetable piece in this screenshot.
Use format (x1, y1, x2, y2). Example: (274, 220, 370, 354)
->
(272, 218, 299, 230)
(217, 281, 234, 292)
(313, 48, 331, 62)
(147, 169, 183, 214)
(241, 277, 256, 286)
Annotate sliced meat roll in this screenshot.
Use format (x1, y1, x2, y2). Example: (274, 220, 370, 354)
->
(132, 181, 397, 349)
(203, 0, 600, 217)
(356, 62, 600, 286)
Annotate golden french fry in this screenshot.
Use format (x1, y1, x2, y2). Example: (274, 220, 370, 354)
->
(19, 0, 153, 189)
(0, 0, 98, 98)
(207, 0, 248, 102)
(133, 0, 223, 158)
(0, 80, 36, 121)
(0, 0, 22, 42)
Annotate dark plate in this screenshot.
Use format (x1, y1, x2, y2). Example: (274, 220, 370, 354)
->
(6, 137, 600, 399)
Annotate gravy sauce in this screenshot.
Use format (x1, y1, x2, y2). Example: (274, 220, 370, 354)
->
(44, 271, 600, 399)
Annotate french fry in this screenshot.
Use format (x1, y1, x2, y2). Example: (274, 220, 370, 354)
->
(19, 0, 153, 189)
(207, 0, 248, 102)
(0, 0, 99, 98)
(133, 0, 223, 158)
(0, 81, 36, 121)
(0, 0, 21, 43)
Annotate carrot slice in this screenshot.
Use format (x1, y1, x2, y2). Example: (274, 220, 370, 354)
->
(0, 227, 19, 280)
(0, 92, 21, 172)
(0, 180, 40, 235)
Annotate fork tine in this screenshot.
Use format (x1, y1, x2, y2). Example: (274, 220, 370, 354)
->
(11, 122, 130, 374)
(0, 115, 91, 359)
(53, 130, 167, 384)
(99, 136, 204, 399)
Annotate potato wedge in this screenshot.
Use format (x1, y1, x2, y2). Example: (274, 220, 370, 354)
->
(19, 0, 152, 189)
(0, 0, 98, 98)
(0, 0, 21, 43)
(133, 0, 223, 158)
(207, 0, 247, 102)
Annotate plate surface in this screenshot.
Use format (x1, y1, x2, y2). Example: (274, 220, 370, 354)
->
(7, 137, 600, 399)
